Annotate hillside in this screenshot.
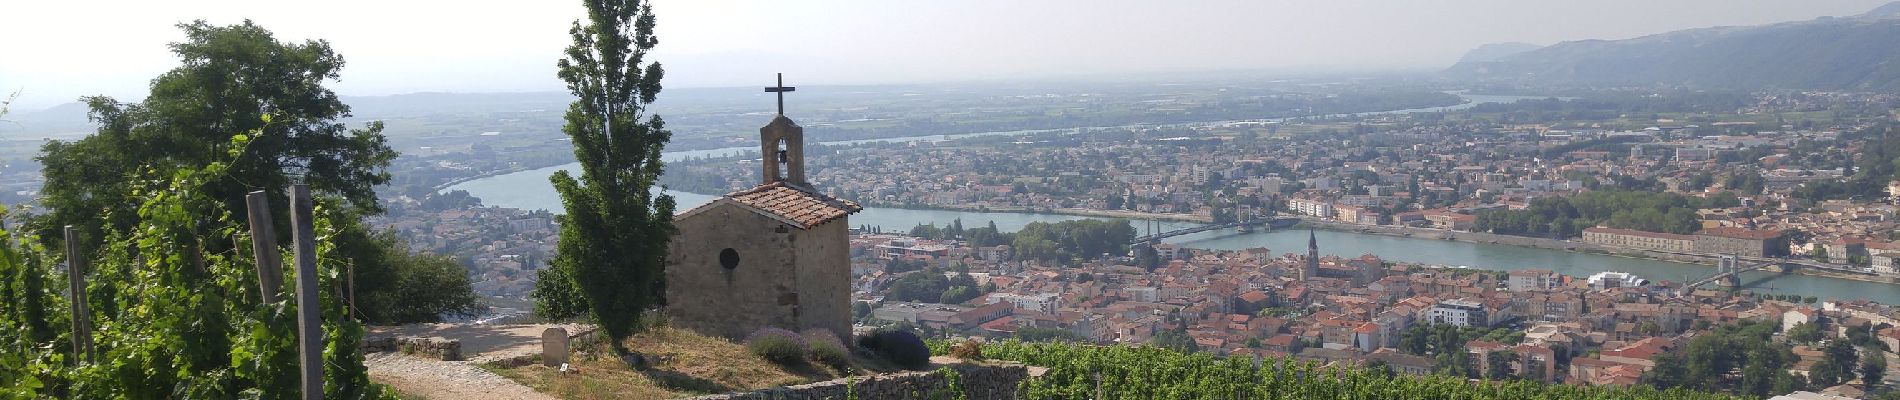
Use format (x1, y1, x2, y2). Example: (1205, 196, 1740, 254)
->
(1445, 2, 1900, 90)
(962, 340, 1746, 399)
(1454, 42, 1542, 64)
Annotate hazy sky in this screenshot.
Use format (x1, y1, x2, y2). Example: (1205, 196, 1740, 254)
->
(2, 0, 1892, 110)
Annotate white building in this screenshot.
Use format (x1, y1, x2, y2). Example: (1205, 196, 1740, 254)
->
(1507, 269, 1562, 292)
(989, 292, 1060, 314)
(1288, 197, 1334, 219)
(1586, 271, 1648, 290)
(1429, 298, 1488, 327)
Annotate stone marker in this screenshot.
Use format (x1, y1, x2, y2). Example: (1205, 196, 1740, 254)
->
(542, 327, 569, 367)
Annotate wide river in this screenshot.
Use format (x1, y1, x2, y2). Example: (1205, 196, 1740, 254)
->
(446, 94, 1900, 304)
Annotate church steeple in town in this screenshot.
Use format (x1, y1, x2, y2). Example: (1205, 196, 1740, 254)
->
(1303, 230, 1320, 280)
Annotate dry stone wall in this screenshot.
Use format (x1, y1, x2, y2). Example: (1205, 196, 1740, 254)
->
(683, 362, 1028, 400)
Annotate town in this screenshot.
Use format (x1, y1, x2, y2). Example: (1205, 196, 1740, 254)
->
(850, 226, 1899, 395)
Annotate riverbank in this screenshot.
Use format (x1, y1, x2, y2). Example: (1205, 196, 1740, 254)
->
(1290, 217, 1900, 287)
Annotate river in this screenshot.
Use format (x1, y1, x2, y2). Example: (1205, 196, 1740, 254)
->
(443, 93, 1900, 304)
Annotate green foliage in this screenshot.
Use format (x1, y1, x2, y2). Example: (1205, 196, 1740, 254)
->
(1787, 322, 1823, 344)
(1150, 326, 1198, 354)
(1012, 327, 1085, 343)
(0, 132, 391, 398)
(1011, 219, 1136, 264)
(1640, 320, 1800, 397)
(36, 20, 396, 248)
(532, 0, 677, 353)
(1473, 190, 1738, 239)
(962, 340, 1743, 399)
(334, 227, 485, 324)
(29, 21, 473, 326)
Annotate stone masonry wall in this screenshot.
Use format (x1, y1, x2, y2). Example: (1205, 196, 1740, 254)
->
(682, 363, 1028, 400)
(361, 336, 463, 361)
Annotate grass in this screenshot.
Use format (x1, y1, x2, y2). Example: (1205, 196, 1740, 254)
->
(489, 327, 868, 399)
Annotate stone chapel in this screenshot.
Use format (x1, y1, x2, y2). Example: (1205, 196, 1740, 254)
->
(664, 90, 861, 341)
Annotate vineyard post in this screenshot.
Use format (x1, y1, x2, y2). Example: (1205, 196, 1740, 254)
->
(62, 225, 94, 364)
(289, 184, 323, 400)
(246, 191, 284, 303)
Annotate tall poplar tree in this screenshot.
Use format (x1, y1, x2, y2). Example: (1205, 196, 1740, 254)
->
(534, 0, 674, 352)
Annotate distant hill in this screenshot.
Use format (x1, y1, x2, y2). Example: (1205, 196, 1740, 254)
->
(1454, 42, 1542, 64)
(1445, 2, 1900, 91)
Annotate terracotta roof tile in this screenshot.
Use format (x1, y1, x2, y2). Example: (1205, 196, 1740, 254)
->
(723, 182, 862, 229)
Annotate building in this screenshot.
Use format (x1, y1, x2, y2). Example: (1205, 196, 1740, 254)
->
(1581, 227, 1695, 252)
(1821, 237, 1867, 265)
(1302, 230, 1320, 281)
(1335, 206, 1381, 225)
(1429, 298, 1489, 327)
(990, 292, 1061, 314)
(1420, 211, 1474, 231)
(1289, 197, 1333, 219)
(1874, 253, 1899, 276)
(875, 239, 952, 260)
(1693, 227, 1789, 258)
(1507, 268, 1562, 292)
(1587, 271, 1648, 290)
(665, 112, 863, 341)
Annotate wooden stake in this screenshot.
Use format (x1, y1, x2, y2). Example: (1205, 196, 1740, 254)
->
(289, 184, 323, 400)
(246, 191, 284, 303)
(62, 226, 93, 365)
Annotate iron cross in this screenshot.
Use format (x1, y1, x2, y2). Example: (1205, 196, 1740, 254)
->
(764, 73, 795, 115)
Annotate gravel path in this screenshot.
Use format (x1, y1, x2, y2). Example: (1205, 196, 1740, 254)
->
(367, 352, 557, 400)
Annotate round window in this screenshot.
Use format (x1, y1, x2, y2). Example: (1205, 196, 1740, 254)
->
(719, 248, 740, 270)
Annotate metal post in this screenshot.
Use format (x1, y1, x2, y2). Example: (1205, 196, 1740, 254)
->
(246, 191, 283, 303)
(62, 226, 93, 365)
(289, 184, 323, 400)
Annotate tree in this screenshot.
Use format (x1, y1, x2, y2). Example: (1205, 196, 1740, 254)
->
(532, 0, 676, 353)
(1485, 350, 1516, 380)
(1862, 346, 1887, 389)
(38, 21, 396, 246)
(31, 21, 477, 325)
(335, 227, 484, 324)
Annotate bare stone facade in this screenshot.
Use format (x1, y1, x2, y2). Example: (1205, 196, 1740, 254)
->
(665, 114, 861, 342)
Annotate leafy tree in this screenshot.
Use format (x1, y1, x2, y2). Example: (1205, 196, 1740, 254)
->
(1150, 326, 1197, 353)
(1485, 350, 1516, 380)
(37, 20, 396, 246)
(531, 0, 677, 353)
(1645, 353, 1688, 390)
(335, 227, 484, 324)
(30, 21, 479, 325)
(1863, 345, 1887, 389)
(0, 130, 390, 397)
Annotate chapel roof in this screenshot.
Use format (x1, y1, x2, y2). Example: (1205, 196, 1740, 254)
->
(678, 181, 861, 229)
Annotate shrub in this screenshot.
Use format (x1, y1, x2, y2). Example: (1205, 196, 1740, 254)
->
(745, 327, 807, 366)
(803, 329, 851, 371)
(949, 339, 984, 361)
(857, 327, 931, 370)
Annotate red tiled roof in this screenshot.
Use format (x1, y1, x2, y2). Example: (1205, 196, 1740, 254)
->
(700, 182, 862, 229)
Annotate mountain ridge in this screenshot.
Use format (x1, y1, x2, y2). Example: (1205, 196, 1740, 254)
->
(1446, 2, 1900, 91)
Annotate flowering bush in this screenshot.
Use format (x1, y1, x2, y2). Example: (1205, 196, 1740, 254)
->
(744, 327, 807, 366)
(803, 329, 851, 371)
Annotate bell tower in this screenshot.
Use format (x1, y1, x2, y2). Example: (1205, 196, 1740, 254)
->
(760, 73, 805, 185)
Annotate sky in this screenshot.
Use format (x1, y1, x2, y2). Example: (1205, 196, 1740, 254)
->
(2, 0, 1893, 111)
